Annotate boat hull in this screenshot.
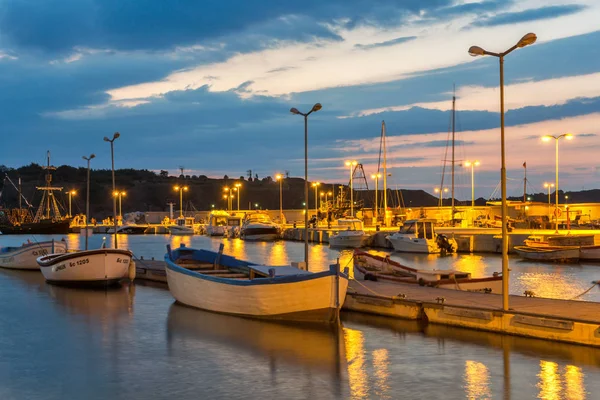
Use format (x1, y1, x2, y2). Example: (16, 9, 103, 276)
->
(207, 226, 226, 236)
(37, 249, 133, 285)
(387, 236, 439, 253)
(514, 246, 579, 262)
(0, 240, 68, 270)
(579, 245, 600, 261)
(166, 261, 348, 322)
(329, 233, 368, 249)
(240, 226, 280, 241)
(169, 227, 195, 235)
(0, 220, 71, 235)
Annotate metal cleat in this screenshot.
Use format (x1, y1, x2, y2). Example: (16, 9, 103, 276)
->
(435, 297, 445, 304)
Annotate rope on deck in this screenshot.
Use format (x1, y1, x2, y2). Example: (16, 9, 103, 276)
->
(569, 283, 599, 301)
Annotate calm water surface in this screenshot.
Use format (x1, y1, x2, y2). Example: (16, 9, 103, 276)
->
(0, 233, 599, 399)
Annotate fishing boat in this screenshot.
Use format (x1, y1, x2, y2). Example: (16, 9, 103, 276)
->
(328, 218, 369, 248)
(169, 217, 195, 235)
(164, 244, 348, 322)
(240, 211, 280, 241)
(514, 246, 580, 263)
(524, 234, 595, 248)
(37, 248, 134, 285)
(353, 250, 502, 293)
(387, 219, 456, 254)
(206, 210, 230, 236)
(107, 223, 148, 234)
(580, 245, 600, 261)
(0, 239, 67, 270)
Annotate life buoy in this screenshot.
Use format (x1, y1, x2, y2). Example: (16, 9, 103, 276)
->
(553, 208, 562, 217)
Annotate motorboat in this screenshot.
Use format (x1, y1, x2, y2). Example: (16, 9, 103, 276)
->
(169, 217, 195, 235)
(240, 212, 280, 241)
(328, 218, 369, 248)
(514, 246, 580, 263)
(225, 215, 243, 238)
(107, 223, 148, 234)
(165, 244, 348, 322)
(353, 250, 502, 293)
(37, 248, 135, 286)
(206, 210, 230, 236)
(0, 239, 67, 270)
(387, 219, 456, 254)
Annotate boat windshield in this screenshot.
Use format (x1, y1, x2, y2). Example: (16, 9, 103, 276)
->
(399, 223, 415, 234)
(247, 214, 271, 224)
(228, 218, 241, 227)
(339, 220, 362, 230)
(214, 216, 228, 226)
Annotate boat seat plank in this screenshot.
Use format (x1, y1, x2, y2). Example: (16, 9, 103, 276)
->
(210, 273, 248, 278)
(197, 269, 232, 274)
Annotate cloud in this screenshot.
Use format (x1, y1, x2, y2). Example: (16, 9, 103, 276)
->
(354, 36, 417, 50)
(472, 4, 587, 27)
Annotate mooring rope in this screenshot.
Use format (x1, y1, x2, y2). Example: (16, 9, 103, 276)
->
(568, 283, 598, 301)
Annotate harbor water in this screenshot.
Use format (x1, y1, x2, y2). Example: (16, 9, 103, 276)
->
(1, 234, 600, 399)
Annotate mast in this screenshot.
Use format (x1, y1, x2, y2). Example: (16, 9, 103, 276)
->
(18, 177, 22, 223)
(382, 121, 388, 226)
(33, 151, 63, 223)
(523, 161, 527, 202)
(451, 86, 456, 226)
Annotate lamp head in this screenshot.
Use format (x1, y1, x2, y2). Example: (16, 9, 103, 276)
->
(174, 186, 180, 191)
(311, 103, 322, 112)
(183, 186, 188, 191)
(474, 160, 480, 166)
(275, 174, 282, 180)
(90, 154, 95, 159)
(541, 135, 552, 142)
(517, 33, 537, 48)
(290, 107, 300, 115)
(113, 132, 120, 139)
(468, 46, 486, 57)
(565, 133, 574, 140)
(103, 137, 110, 142)
(464, 161, 472, 167)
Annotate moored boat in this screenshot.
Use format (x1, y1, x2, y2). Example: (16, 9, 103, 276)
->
(328, 218, 369, 248)
(240, 212, 280, 241)
(514, 246, 580, 263)
(0, 239, 68, 270)
(165, 244, 348, 322)
(353, 250, 502, 293)
(169, 217, 195, 235)
(387, 219, 456, 254)
(206, 210, 229, 236)
(578, 245, 600, 261)
(37, 248, 134, 286)
(107, 223, 148, 234)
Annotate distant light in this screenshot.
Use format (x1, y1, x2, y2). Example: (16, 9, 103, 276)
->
(565, 133, 574, 140)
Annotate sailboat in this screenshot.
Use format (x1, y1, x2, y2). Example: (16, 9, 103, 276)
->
(0, 152, 71, 235)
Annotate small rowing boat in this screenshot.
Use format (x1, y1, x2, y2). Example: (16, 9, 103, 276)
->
(514, 246, 579, 263)
(0, 239, 67, 270)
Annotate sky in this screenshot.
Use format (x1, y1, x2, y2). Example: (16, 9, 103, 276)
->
(0, 0, 599, 201)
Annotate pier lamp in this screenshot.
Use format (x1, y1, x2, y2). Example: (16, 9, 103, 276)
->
(326, 191, 332, 206)
(234, 183, 242, 210)
(542, 133, 573, 233)
(290, 102, 322, 269)
(434, 187, 448, 207)
(174, 185, 188, 218)
(543, 182, 554, 219)
(82, 154, 95, 251)
(312, 182, 320, 224)
(67, 190, 77, 218)
(464, 161, 480, 208)
(223, 187, 234, 211)
(345, 160, 358, 216)
(103, 132, 120, 248)
(468, 32, 537, 311)
(275, 174, 283, 223)
(254, 203, 259, 210)
(112, 191, 126, 221)
(371, 173, 381, 222)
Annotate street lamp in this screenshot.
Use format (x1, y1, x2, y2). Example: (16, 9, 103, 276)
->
(223, 187, 234, 211)
(345, 160, 357, 216)
(234, 183, 242, 210)
(434, 187, 448, 206)
(543, 182, 554, 219)
(468, 32, 537, 311)
(275, 174, 283, 223)
(290, 102, 322, 269)
(464, 160, 480, 207)
(67, 190, 77, 218)
(371, 173, 381, 222)
(82, 154, 95, 251)
(174, 185, 189, 218)
(113, 191, 126, 222)
(103, 132, 120, 249)
(542, 133, 573, 233)
(312, 182, 320, 224)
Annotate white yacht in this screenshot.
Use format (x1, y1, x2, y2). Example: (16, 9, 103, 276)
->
(387, 219, 456, 254)
(206, 211, 230, 236)
(240, 212, 280, 241)
(169, 217, 195, 235)
(328, 218, 369, 248)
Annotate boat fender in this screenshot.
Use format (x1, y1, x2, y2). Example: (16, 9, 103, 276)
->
(268, 268, 276, 278)
(128, 261, 136, 282)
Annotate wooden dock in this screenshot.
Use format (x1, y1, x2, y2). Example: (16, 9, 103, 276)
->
(131, 257, 600, 347)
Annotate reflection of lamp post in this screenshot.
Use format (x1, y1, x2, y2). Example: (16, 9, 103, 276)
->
(469, 32, 537, 311)
(82, 154, 95, 251)
(345, 160, 357, 216)
(174, 185, 189, 218)
(103, 132, 120, 248)
(275, 174, 283, 223)
(67, 190, 77, 218)
(542, 133, 574, 233)
(113, 191, 126, 221)
(464, 160, 480, 207)
(371, 173, 381, 222)
(235, 183, 242, 210)
(290, 103, 322, 270)
(312, 182, 320, 224)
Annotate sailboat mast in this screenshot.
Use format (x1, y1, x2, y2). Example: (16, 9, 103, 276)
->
(18, 177, 22, 223)
(451, 87, 456, 226)
(45, 151, 51, 219)
(382, 121, 388, 226)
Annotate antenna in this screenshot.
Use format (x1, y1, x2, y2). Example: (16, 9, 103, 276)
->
(179, 166, 185, 177)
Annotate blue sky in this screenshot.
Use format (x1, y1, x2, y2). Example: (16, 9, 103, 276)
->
(0, 0, 599, 200)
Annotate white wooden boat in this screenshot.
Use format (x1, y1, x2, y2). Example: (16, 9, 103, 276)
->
(328, 218, 369, 248)
(353, 250, 502, 293)
(579, 245, 600, 261)
(169, 217, 195, 235)
(165, 244, 348, 322)
(524, 234, 595, 248)
(514, 246, 579, 263)
(0, 240, 67, 270)
(387, 219, 456, 254)
(37, 248, 134, 286)
(240, 212, 280, 241)
(206, 210, 229, 236)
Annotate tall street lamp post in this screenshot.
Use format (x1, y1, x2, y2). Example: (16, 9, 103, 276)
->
(542, 133, 574, 233)
(290, 103, 322, 269)
(235, 183, 241, 210)
(371, 173, 381, 223)
(82, 154, 95, 251)
(67, 190, 77, 218)
(345, 160, 357, 216)
(544, 182, 554, 221)
(468, 32, 537, 311)
(113, 191, 126, 222)
(464, 160, 480, 207)
(434, 187, 448, 206)
(103, 132, 120, 249)
(174, 186, 189, 218)
(312, 182, 320, 224)
(275, 174, 283, 223)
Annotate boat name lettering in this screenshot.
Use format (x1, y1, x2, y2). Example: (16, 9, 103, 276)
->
(1, 257, 15, 263)
(55, 264, 66, 271)
(70, 258, 90, 267)
(32, 249, 48, 256)
(116, 258, 130, 264)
